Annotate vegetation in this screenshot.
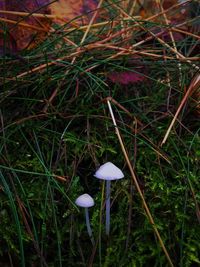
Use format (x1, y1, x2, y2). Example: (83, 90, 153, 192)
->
(0, 0, 199, 266)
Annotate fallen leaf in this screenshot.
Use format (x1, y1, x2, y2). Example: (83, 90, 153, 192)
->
(49, 0, 98, 25)
(0, 0, 51, 50)
(108, 70, 146, 85)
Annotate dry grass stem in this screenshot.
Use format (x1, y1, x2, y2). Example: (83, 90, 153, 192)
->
(162, 74, 200, 145)
(107, 98, 174, 267)
(0, 17, 48, 31)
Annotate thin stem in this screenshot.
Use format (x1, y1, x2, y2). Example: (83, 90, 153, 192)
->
(98, 180, 105, 267)
(106, 180, 111, 236)
(85, 208, 95, 246)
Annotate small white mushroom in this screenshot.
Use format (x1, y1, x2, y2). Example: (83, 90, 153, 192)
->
(94, 162, 124, 235)
(75, 193, 95, 245)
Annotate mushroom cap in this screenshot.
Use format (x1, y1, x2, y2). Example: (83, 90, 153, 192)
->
(75, 193, 94, 208)
(94, 162, 124, 181)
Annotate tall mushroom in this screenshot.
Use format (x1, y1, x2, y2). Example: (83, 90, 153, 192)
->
(75, 193, 95, 245)
(94, 162, 124, 235)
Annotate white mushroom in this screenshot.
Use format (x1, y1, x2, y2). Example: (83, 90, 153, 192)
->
(94, 162, 124, 235)
(75, 193, 95, 245)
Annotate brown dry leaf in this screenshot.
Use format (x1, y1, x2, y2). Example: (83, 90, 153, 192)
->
(0, 0, 51, 51)
(0, 0, 99, 51)
(49, 0, 98, 25)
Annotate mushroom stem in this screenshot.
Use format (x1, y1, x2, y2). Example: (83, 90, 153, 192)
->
(105, 180, 111, 235)
(85, 207, 95, 246)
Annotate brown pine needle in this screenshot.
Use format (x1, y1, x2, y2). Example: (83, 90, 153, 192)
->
(44, 0, 106, 111)
(63, 17, 140, 33)
(161, 74, 200, 145)
(109, 0, 199, 71)
(107, 98, 174, 267)
(0, 17, 48, 32)
(105, 97, 171, 164)
(0, 9, 58, 19)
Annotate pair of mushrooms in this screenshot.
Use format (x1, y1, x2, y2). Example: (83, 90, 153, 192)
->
(75, 162, 124, 243)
